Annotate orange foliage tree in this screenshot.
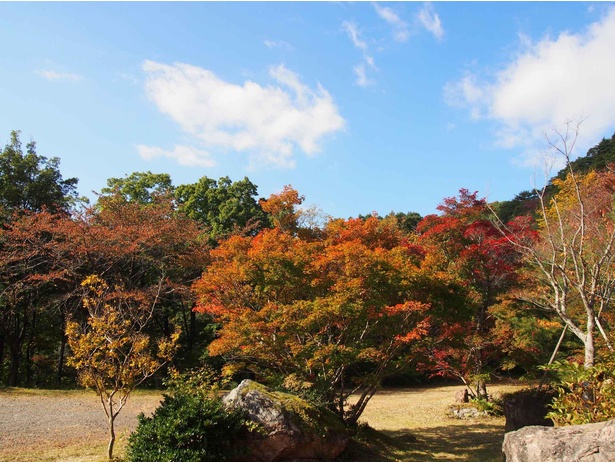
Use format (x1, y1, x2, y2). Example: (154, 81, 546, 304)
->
(0, 192, 208, 387)
(194, 188, 430, 425)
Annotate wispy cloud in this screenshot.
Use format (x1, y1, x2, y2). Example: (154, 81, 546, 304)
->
(353, 63, 373, 87)
(444, 7, 615, 166)
(264, 39, 294, 51)
(373, 4, 409, 42)
(417, 3, 444, 41)
(136, 144, 216, 168)
(342, 21, 377, 87)
(35, 70, 82, 82)
(141, 61, 345, 169)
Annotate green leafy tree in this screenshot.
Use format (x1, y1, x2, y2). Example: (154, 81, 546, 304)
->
(101, 171, 174, 204)
(0, 130, 78, 216)
(176, 175, 269, 240)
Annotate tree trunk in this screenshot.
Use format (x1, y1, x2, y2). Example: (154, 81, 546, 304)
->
(56, 311, 67, 387)
(107, 402, 116, 460)
(8, 339, 21, 386)
(56, 332, 67, 387)
(0, 333, 5, 382)
(25, 310, 36, 386)
(584, 314, 595, 369)
(188, 309, 196, 350)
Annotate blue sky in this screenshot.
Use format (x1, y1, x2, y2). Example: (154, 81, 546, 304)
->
(1, 2, 614, 218)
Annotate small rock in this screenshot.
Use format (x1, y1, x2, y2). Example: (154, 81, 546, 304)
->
(451, 406, 487, 419)
(455, 389, 469, 403)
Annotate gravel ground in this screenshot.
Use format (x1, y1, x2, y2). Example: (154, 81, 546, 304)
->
(0, 390, 162, 459)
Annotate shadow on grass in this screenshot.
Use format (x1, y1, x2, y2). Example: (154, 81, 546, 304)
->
(339, 422, 505, 461)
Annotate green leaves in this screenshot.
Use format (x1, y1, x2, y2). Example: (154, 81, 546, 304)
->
(544, 359, 615, 425)
(0, 130, 78, 216)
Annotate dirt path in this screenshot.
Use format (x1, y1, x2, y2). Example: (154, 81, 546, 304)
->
(0, 389, 162, 461)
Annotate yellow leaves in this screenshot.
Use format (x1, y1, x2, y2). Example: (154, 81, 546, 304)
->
(537, 318, 563, 330)
(158, 330, 181, 362)
(67, 274, 180, 395)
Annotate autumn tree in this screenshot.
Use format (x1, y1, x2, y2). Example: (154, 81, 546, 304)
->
(258, 184, 304, 234)
(416, 189, 529, 398)
(0, 190, 208, 387)
(496, 126, 615, 368)
(0, 130, 80, 385)
(76, 193, 209, 371)
(67, 275, 180, 460)
(194, 189, 430, 425)
(0, 210, 75, 386)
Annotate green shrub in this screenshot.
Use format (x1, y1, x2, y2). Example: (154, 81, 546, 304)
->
(470, 396, 504, 416)
(545, 359, 615, 425)
(126, 393, 248, 462)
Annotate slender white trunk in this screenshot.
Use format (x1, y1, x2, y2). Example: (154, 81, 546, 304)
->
(584, 314, 595, 369)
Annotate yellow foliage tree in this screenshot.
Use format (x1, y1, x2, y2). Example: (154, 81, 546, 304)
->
(496, 124, 615, 369)
(66, 275, 180, 460)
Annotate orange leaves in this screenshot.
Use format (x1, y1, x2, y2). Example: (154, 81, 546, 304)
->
(192, 204, 432, 418)
(259, 185, 304, 232)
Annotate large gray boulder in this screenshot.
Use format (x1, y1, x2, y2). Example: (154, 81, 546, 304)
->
(223, 379, 349, 462)
(502, 419, 615, 462)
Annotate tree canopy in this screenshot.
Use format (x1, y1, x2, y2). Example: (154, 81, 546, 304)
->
(194, 190, 430, 425)
(0, 130, 78, 216)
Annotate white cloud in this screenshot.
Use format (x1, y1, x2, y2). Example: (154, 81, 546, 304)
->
(342, 21, 368, 51)
(354, 63, 374, 87)
(136, 144, 216, 168)
(445, 8, 615, 166)
(443, 74, 485, 119)
(417, 3, 444, 41)
(373, 4, 409, 42)
(35, 70, 82, 82)
(141, 61, 345, 169)
(264, 39, 294, 51)
(342, 21, 378, 87)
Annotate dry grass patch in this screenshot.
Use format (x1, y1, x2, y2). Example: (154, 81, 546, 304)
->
(343, 381, 526, 461)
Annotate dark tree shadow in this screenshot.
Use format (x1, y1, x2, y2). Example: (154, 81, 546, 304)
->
(339, 422, 505, 461)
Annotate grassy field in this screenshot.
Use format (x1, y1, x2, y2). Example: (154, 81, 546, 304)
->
(0, 381, 524, 461)
(343, 381, 524, 461)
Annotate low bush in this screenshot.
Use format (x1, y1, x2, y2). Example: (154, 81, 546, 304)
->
(126, 392, 248, 462)
(545, 359, 615, 425)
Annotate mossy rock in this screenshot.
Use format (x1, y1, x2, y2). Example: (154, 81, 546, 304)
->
(223, 379, 349, 462)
